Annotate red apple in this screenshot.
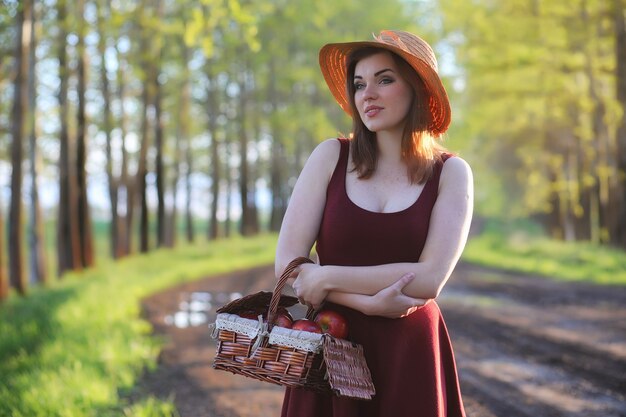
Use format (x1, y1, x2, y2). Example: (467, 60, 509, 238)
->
(314, 309, 348, 339)
(291, 319, 322, 334)
(271, 311, 293, 329)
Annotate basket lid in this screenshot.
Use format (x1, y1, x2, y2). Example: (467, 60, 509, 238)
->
(215, 291, 299, 315)
(322, 335, 376, 400)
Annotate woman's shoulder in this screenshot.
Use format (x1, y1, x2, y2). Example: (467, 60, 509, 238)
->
(307, 138, 343, 164)
(440, 155, 473, 186)
(301, 138, 344, 179)
(315, 137, 346, 154)
(442, 154, 471, 170)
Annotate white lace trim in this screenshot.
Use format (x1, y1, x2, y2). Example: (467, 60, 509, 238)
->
(214, 313, 261, 339)
(212, 313, 323, 353)
(268, 326, 323, 353)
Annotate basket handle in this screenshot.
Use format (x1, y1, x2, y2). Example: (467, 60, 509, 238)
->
(267, 257, 315, 329)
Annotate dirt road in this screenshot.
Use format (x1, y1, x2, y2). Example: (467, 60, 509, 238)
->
(139, 262, 626, 417)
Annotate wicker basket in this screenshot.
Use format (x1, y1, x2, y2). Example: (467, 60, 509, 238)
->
(210, 257, 375, 400)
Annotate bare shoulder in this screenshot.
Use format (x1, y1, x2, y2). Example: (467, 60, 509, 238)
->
(441, 156, 472, 180)
(302, 138, 342, 178)
(309, 138, 342, 161)
(440, 156, 473, 192)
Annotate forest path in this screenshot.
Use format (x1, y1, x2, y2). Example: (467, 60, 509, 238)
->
(138, 262, 626, 417)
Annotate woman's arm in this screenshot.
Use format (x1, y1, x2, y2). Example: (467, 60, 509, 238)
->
(275, 139, 341, 279)
(293, 156, 474, 305)
(325, 273, 429, 318)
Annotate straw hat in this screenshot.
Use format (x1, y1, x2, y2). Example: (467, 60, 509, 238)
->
(319, 30, 451, 135)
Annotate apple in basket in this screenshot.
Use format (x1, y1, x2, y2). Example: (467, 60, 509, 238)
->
(314, 309, 349, 339)
(291, 319, 322, 334)
(271, 308, 294, 329)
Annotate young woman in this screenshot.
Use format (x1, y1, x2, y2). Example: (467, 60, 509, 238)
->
(276, 30, 472, 417)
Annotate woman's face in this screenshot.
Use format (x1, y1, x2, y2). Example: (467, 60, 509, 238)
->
(353, 51, 414, 136)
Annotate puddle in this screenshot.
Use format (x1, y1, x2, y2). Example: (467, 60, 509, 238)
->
(164, 291, 242, 329)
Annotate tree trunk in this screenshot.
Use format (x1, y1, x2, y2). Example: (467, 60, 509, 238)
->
(0, 199, 7, 301)
(137, 76, 151, 253)
(183, 85, 195, 243)
(136, 3, 153, 253)
(237, 71, 252, 236)
(0, 73, 8, 298)
(268, 61, 286, 231)
(183, 110, 194, 243)
(168, 79, 185, 248)
(580, 0, 613, 244)
(249, 85, 262, 234)
(269, 140, 286, 232)
(206, 65, 220, 240)
(9, 0, 32, 294)
(168, 152, 180, 248)
(75, 0, 94, 268)
(613, 0, 626, 248)
(56, 0, 81, 276)
(185, 142, 195, 243)
(117, 50, 131, 256)
(155, 69, 166, 247)
(177, 23, 194, 244)
(546, 168, 564, 239)
(98, 0, 120, 259)
(27, 0, 48, 285)
(154, 0, 166, 248)
(209, 133, 221, 239)
(225, 137, 233, 238)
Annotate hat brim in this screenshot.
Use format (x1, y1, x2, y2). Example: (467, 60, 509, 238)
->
(319, 40, 451, 135)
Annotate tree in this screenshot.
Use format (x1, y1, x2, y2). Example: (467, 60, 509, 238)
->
(236, 54, 254, 236)
(180, 46, 194, 243)
(27, 0, 47, 284)
(116, 40, 132, 257)
(56, 0, 82, 276)
(75, 0, 95, 267)
(97, 0, 121, 258)
(439, 0, 625, 245)
(9, 0, 32, 294)
(153, 0, 167, 248)
(614, 0, 626, 247)
(135, 0, 155, 253)
(0, 197, 7, 301)
(206, 62, 221, 240)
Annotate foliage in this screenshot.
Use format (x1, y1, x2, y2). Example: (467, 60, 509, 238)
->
(438, 0, 625, 245)
(463, 218, 626, 284)
(2, 0, 455, 290)
(0, 234, 277, 416)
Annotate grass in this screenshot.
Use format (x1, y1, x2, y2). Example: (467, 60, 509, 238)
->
(462, 219, 626, 285)
(0, 234, 278, 417)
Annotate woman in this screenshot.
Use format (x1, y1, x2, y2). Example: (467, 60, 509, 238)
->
(276, 30, 472, 417)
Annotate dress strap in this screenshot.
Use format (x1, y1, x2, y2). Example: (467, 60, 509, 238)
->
(335, 138, 350, 177)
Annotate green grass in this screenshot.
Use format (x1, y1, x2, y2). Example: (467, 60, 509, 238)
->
(463, 219, 626, 285)
(0, 234, 278, 417)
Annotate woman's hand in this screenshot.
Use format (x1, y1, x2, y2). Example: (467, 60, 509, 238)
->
(367, 273, 428, 318)
(291, 263, 328, 309)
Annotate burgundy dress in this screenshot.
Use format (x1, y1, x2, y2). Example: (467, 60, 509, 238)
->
(281, 138, 466, 417)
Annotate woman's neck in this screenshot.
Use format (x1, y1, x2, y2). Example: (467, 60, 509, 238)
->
(375, 131, 404, 165)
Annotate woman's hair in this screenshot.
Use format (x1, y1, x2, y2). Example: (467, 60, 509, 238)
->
(346, 47, 447, 184)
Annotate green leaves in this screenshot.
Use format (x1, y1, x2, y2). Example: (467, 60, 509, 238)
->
(440, 0, 624, 243)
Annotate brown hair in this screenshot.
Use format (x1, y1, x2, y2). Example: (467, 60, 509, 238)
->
(346, 48, 447, 184)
